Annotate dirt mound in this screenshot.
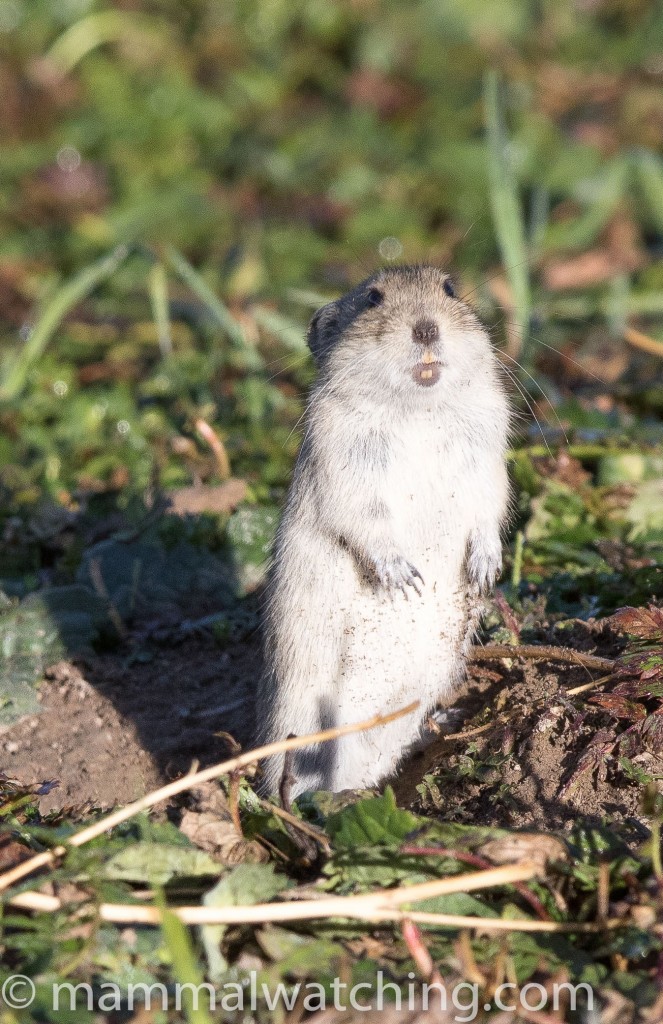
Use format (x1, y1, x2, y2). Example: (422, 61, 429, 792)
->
(2, 620, 656, 833)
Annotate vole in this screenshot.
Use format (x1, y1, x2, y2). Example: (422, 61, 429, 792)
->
(257, 265, 511, 797)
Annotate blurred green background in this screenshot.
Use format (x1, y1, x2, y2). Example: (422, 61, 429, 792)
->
(1, 0, 663, 611)
(2, 5, 663, 1005)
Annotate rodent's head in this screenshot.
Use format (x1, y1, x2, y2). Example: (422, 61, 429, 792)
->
(308, 265, 495, 402)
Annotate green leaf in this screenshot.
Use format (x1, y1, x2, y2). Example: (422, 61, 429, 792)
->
(597, 453, 663, 485)
(47, 11, 171, 74)
(203, 862, 285, 907)
(103, 843, 223, 885)
(543, 157, 630, 252)
(201, 864, 286, 982)
(414, 892, 498, 917)
(258, 927, 345, 976)
(625, 480, 663, 543)
(326, 787, 419, 848)
(633, 148, 663, 235)
(618, 757, 654, 785)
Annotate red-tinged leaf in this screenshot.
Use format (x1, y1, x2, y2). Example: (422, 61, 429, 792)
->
(638, 687, 663, 704)
(558, 729, 616, 798)
(611, 679, 639, 698)
(609, 605, 663, 640)
(643, 726, 663, 757)
(590, 694, 648, 721)
(640, 657, 663, 681)
(616, 650, 663, 678)
(612, 674, 663, 700)
(619, 713, 663, 756)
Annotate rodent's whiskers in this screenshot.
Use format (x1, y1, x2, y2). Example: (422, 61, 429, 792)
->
(264, 352, 310, 382)
(462, 266, 608, 389)
(498, 348, 570, 447)
(497, 361, 553, 456)
(458, 259, 532, 306)
(283, 408, 308, 448)
(490, 311, 608, 387)
(282, 346, 379, 449)
(527, 329, 607, 386)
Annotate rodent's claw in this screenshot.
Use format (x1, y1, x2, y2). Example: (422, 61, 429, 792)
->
(373, 555, 424, 597)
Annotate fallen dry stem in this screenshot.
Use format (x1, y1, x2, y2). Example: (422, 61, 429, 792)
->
(257, 797, 332, 855)
(195, 417, 231, 479)
(470, 644, 614, 673)
(12, 863, 536, 925)
(566, 674, 613, 696)
(443, 670, 615, 745)
(0, 702, 419, 894)
(444, 720, 503, 742)
(9, 861, 629, 933)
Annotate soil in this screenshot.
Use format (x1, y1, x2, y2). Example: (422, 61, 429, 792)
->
(1, 634, 259, 815)
(0, 619, 654, 834)
(395, 658, 649, 835)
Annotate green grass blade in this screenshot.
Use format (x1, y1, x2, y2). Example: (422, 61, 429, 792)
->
(484, 71, 531, 354)
(166, 247, 263, 369)
(166, 247, 245, 347)
(634, 148, 663, 235)
(156, 891, 214, 1024)
(605, 273, 630, 337)
(47, 11, 167, 74)
(0, 244, 130, 402)
(148, 261, 173, 357)
(251, 305, 307, 351)
(543, 156, 629, 253)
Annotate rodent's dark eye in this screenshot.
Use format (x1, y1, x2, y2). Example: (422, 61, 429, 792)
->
(443, 278, 456, 298)
(366, 287, 384, 308)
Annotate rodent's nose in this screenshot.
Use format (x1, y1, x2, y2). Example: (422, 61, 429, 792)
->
(412, 318, 439, 345)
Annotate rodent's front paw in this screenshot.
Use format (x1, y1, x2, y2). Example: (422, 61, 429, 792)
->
(373, 555, 424, 598)
(467, 532, 502, 594)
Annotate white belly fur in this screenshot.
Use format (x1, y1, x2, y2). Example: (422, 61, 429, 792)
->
(260, 415, 475, 795)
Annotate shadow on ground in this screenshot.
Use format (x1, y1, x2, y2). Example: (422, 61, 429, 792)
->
(0, 514, 651, 836)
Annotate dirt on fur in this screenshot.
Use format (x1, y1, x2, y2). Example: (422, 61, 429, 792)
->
(1, 620, 655, 832)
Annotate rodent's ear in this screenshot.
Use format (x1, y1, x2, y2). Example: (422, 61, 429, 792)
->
(307, 301, 339, 366)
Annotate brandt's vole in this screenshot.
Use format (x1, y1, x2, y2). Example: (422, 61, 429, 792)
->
(257, 265, 511, 796)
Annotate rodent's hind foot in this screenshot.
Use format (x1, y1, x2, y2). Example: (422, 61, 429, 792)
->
(466, 530, 502, 594)
(373, 554, 424, 598)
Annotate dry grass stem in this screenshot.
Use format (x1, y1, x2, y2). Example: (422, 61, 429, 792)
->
(257, 797, 332, 855)
(470, 644, 614, 673)
(9, 862, 632, 934)
(624, 326, 663, 359)
(12, 863, 537, 924)
(0, 702, 419, 893)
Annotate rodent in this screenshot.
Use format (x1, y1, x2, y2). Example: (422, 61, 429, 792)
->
(256, 264, 511, 797)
